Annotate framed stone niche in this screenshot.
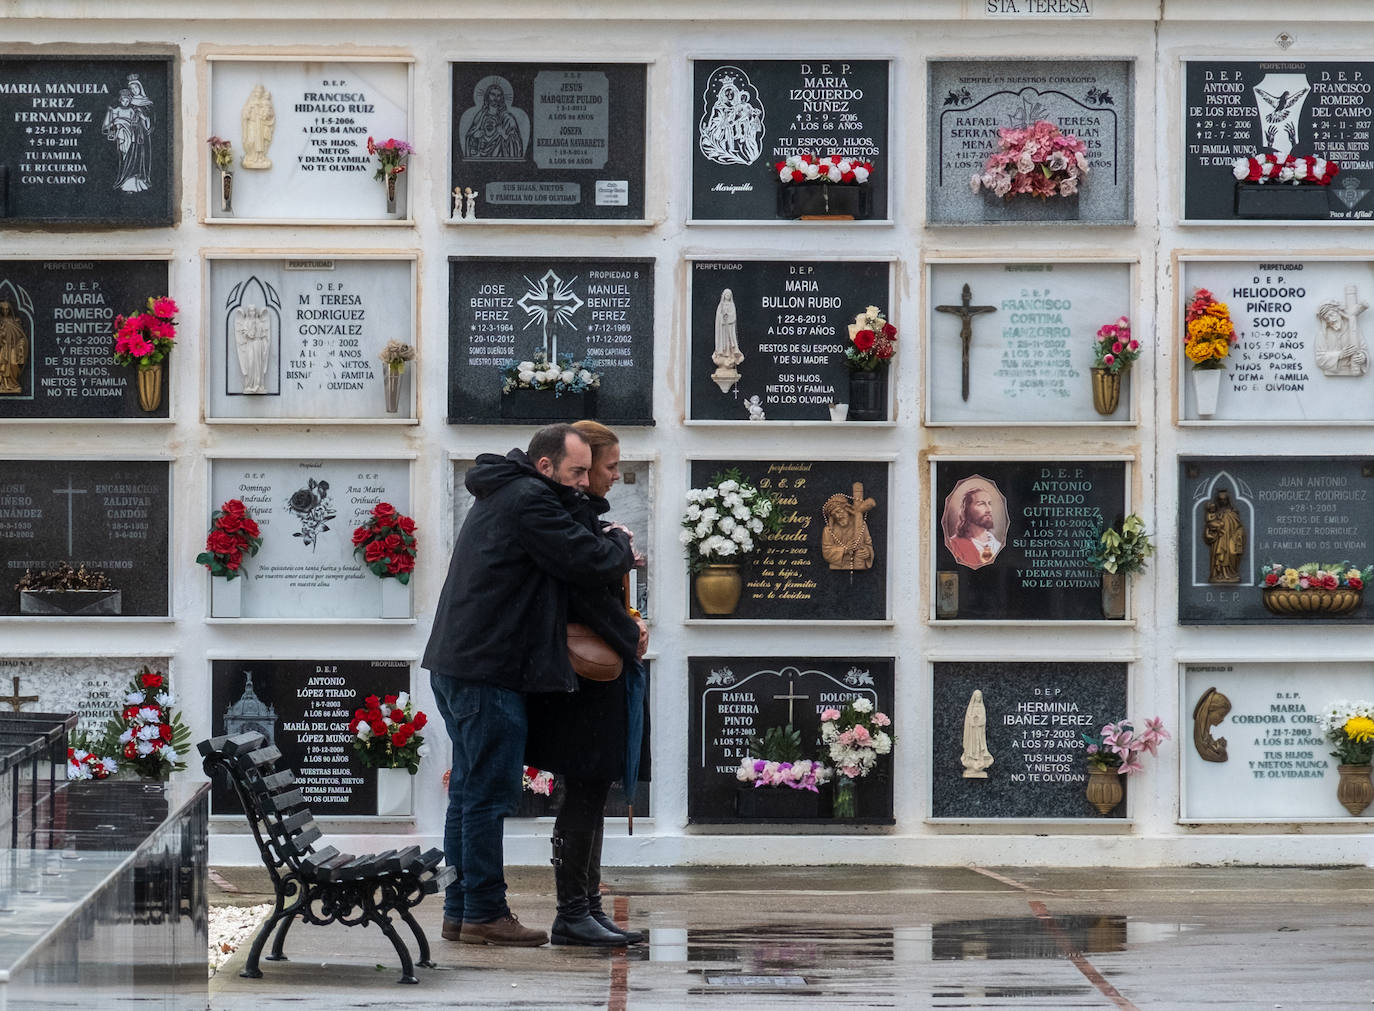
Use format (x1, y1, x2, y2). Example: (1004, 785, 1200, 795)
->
(203, 54, 413, 223)
(1177, 456, 1374, 625)
(686, 256, 897, 425)
(1177, 254, 1374, 424)
(689, 58, 891, 224)
(447, 256, 654, 426)
(687, 656, 895, 826)
(449, 61, 649, 224)
(929, 457, 1131, 623)
(0, 53, 175, 227)
(206, 455, 414, 621)
(686, 457, 892, 624)
(203, 253, 418, 423)
(929, 660, 1129, 821)
(1180, 661, 1374, 821)
(924, 258, 1136, 426)
(927, 58, 1134, 226)
(0, 256, 171, 421)
(449, 453, 654, 619)
(210, 658, 414, 818)
(0, 458, 171, 619)
(0, 656, 170, 737)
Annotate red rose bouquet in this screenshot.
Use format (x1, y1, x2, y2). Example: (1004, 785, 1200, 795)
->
(112, 295, 178, 368)
(196, 499, 263, 580)
(101, 666, 191, 780)
(352, 502, 417, 585)
(350, 691, 429, 774)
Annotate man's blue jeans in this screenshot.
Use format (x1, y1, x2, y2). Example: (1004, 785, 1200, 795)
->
(430, 675, 527, 924)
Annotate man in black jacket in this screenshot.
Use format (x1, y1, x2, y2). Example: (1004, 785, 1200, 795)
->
(424, 424, 633, 946)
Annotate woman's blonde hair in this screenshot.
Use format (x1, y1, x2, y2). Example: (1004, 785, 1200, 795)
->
(571, 419, 619, 463)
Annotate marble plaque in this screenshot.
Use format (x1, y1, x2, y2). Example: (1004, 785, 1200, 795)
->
(451, 457, 654, 617)
(1178, 456, 1374, 624)
(450, 62, 647, 221)
(0, 259, 169, 419)
(690, 59, 890, 222)
(932, 459, 1127, 621)
(927, 59, 1133, 225)
(931, 662, 1129, 819)
(447, 256, 654, 425)
(1183, 61, 1374, 222)
(688, 259, 891, 422)
(688, 459, 890, 622)
(209, 458, 411, 619)
(208, 60, 410, 220)
(0, 459, 170, 617)
(0, 55, 174, 226)
(205, 257, 415, 420)
(0, 656, 167, 737)
(927, 262, 1133, 424)
(687, 656, 895, 824)
(1180, 259, 1374, 421)
(1182, 662, 1374, 820)
(211, 658, 411, 817)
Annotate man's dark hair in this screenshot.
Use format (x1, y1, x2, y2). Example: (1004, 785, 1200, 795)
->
(527, 423, 584, 470)
(957, 487, 986, 538)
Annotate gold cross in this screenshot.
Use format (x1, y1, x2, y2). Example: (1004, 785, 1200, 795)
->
(0, 676, 39, 712)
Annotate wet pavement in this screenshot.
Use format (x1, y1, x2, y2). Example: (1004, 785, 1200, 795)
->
(207, 865, 1374, 1009)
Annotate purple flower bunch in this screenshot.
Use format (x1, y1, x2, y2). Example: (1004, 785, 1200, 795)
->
(1083, 717, 1169, 776)
(735, 757, 831, 793)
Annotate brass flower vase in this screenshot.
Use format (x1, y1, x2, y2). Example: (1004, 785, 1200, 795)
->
(1090, 366, 1121, 415)
(384, 367, 404, 413)
(385, 173, 398, 214)
(1336, 764, 1373, 816)
(1100, 570, 1126, 620)
(1262, 588, 1363, 615)
(1085, 769, 1124, 815)
(136, 361, 163, 412)
(219, 170, 233, 214)
(694, 564, 742, 615)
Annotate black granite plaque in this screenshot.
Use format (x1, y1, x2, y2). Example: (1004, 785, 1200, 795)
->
(448, 256, 654, 425)
(931, 661, 1128, 820)
(689, 260, 891, 422)
(933, 460, 1126, 621)
(0, 56, 174, 226)
(687, 656, 895, 825)
(1184, 62, 1374, 221)
(691, 59, 890, 221)
(0, 259, 168, 419)
(1178, 456, 1374, 624)
(210, 659, 412, 817)
(0, 459, 169, 616)
(688, 459, 889, 621)
(450, 62, 646, 221)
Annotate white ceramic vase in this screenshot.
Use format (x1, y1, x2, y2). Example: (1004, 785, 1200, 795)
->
(211, 575, 242, 618)
(1192, 368, 1222, 418)
(380, 577, 411, 618)
(375, 766, 414, 817)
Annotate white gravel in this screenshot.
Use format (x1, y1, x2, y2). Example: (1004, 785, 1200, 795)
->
(209, 903, 272, 977)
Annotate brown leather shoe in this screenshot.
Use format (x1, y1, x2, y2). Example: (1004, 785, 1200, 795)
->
(441, 918, 463, 941)
(460, 913, 548, 946)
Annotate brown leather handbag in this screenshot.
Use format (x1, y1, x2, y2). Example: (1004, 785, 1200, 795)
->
(565, 574, 634, 682)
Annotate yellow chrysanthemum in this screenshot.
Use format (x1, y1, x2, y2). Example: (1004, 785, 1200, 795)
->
(1348, 569, 1363, 582)
(1205, 302, 1231, 319)
(1344, 715, 1374, 743)
(1282, 568, 1300, 588)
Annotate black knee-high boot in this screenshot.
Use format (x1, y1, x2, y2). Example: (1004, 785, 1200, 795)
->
(550, 829, 625, 947)
(585, 822, 645, 944)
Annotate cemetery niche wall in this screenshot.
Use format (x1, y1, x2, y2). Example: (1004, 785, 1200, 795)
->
(449, 62, 647, 222)
(0, 656, 168, 736)
(0, 459, 170, 617)
(1181, 661, 1374, 821)
(688, 258, 893, 423)
(931, 459, 1128, 621)
(687, 459, 890, 622)
(1178, 257, 1374, 422)
(925, 260, 1134, 425)
(204, 255, 417, 422)
(927, 59, 1133, 225)
(206, 57, 411, 221)
(210, 658, 412, 817)
(0, 54, 174, 226)
(1182, 60, 1374, 223)
(687, 657, 894, 825)
(0, 258, 169, 419)
(1178, 456, 1374, 625)
(207, 457, 412, 620)
(447, 256, 654, 425)
(690, 59, 890, 222)
(930, 661, 1129, 820)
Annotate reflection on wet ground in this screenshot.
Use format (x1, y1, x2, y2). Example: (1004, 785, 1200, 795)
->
(208, 865, 1374, 1009)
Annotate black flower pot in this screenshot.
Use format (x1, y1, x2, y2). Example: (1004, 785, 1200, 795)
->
(735, 785, 823, 820)
(499, 387, 597, 422)
(1234, 182, 1332, 220)
(777, 182, 872, 220)
(847, 368, 888, 421)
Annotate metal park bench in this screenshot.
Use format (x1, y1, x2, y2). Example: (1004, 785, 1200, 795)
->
(198, 732, 453, 984)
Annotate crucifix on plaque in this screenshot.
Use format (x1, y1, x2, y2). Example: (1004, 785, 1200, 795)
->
(934, 283, 997, 402)
(517, 268, 585, 361)
(52, 474, 87, 555)
(773, 679, 809, 726)
(0, 676, 39, 713)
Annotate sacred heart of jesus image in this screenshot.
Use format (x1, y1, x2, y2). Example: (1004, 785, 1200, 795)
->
(941, 475, 1009, 571)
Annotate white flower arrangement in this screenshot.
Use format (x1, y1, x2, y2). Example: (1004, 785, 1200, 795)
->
(775, 152, 873, 185)
(680, 469, 781, 573)
(819, 698, 894, 780)
(501, 349, 601, 397)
